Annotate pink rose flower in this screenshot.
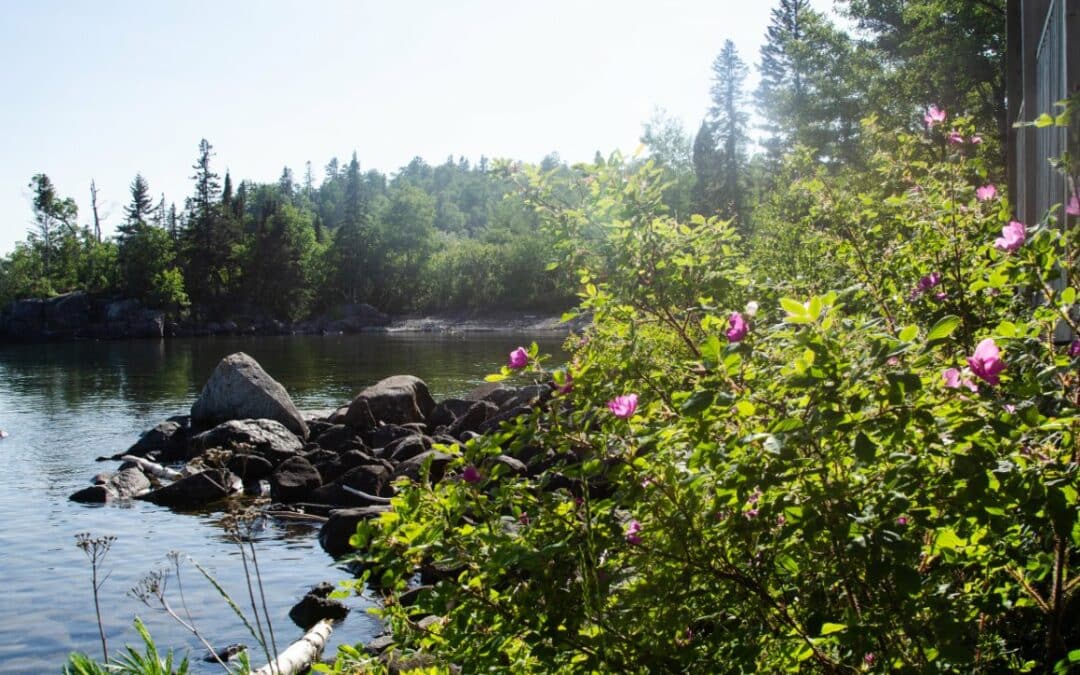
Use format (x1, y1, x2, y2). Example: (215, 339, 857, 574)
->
(975, 184, 997, 201)
(924, 105, 946, 127)
(947, 130, 964, 144)
(726, 312, 748, 342)
(608, 393, 638, 419)
(508, 346, 528, 369)
(1067, 193, 1080, 217)
(625, 519, 642, 545)
(994, 221, 1026, 253)
(968, 338, 1005, 386)
(462, 465, 482, 484)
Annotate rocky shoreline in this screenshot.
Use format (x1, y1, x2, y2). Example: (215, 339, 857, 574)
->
(0, 291, 580, 342)
(69, 351, 562, 666)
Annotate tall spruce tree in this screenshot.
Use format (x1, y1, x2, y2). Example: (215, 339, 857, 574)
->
(708, 39, 750, 220)
(182, 139, 226, 307)
(691, 120, 722, 217)
(756, 0, 859, 163)
(331, 152, 375, 302)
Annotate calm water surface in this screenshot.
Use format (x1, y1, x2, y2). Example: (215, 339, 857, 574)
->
(0, 333, 565, 673)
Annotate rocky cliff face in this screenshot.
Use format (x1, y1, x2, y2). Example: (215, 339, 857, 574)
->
(0, 292, 164, 341)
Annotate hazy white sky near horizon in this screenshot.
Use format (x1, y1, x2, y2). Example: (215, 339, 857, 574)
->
(0, 0, 835, 253)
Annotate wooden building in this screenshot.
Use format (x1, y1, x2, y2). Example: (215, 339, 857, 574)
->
(1006, 0, 1079, 226)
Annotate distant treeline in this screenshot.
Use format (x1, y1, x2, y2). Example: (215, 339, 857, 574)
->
(1, 0, 1004, 321)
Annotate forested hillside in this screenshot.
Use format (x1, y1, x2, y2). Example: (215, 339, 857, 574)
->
(1, 0, 1006, 324)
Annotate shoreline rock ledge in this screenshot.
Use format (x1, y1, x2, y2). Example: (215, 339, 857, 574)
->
(191, 352, 309, 439)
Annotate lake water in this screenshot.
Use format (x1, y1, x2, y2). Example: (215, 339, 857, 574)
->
(0, 333, 565, 673)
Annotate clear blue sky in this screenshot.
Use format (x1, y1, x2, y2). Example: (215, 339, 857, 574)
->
(0, 0, 835, 253)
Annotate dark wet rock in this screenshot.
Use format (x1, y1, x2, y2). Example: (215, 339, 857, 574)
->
(427, 399, 474, 428)
(307, 581, 335, 598)
(226, 453, 274, 481)
(503, 383, 554, 409)
(464, 382, 517, 406)
(308, 464, 392, 506)
(319, 505, 391, 558)
(341, 397, 376, 431)
(326, 404, 351, 426)
(306, 419, 334, 439)
(386, 435, 430, 463)
(190, 419, 303, 464)
(190, 353, 309, 439)
(366, 424, 416, 451)
(289, 590, 349, 628)
(347, 376, 436, 427)
(449, 400, 498, 438)
(398, 585, 434, 608)
(139, 469, 238, 508)
(365, 635, 396, 656)
(243, 479, 271, 497)
(394, 450, 453, 483)
(314, 424, 361, 452)
(124, 419, 189, 462)
(270, 456, 322, 502)
(477, 405, 533, 434)
(69, 485, 115, 503)
(203, 643, 246, 663)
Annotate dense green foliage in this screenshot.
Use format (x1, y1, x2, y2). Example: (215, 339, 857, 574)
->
(0, 147, 575, 319)
(342, 93, 1080, 671)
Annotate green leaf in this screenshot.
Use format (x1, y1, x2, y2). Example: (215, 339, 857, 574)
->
(926, 315, 960, 343)
(820, 622, 846, 635)
(854, 432, 877, 463)
(1034, 112, 1055, 128)
(780, 297, 808, 317)
(899, 324, 918, 342)
(681, 389, 715, 415)
(484, 373, 508, 383)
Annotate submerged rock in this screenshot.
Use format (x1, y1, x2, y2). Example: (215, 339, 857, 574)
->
(190, 353, 309, 438)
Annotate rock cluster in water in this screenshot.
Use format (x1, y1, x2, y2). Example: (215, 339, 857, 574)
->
(69, 351, 555, 642)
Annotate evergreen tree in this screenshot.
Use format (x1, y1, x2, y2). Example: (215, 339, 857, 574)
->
(708, 40, 750, 220)
(182, 138, 231, 307)
(331, 153, 376, 302)
(28, 173, 78, 281)
(690, 120, 722, 216)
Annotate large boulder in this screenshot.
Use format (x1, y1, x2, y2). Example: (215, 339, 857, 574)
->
(345, 376, 435, 428)
(189, 419, 303, 464)
(190, 353, 308, 438)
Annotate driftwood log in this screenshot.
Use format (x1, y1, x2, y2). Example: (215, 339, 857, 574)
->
(253, 618, 333, 675)
(119, 455, 184, 481)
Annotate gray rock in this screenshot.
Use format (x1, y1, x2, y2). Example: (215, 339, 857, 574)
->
(139, 469, 238, 508)
(346, 376, 436, 427)
(342, 397, 376, 431)
(190, 353, 309, 439)
(69, 485, 116, 503)
(319, 505, 390, 558)
(190, 419, 303, 464)
(124, 419, 189, 461)
(464, 383, 517, 406)
(314, 424, 361, 452)
(110, 467, 152, 498)
(270, 456, 322, 502)
(365, 635, 396, 656)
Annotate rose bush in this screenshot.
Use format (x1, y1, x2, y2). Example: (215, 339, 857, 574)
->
(335, 111, 1080, 673)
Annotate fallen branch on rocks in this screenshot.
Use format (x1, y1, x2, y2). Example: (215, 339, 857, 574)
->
(262, 510, 329, 523)
(341, 484, 393, 504)
(253, 618, 333, 675)
(119, 455, 184, 481)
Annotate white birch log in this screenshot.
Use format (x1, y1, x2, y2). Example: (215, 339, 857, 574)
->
(341, 484, 392, 504)
(119, 455, 184, 481)
(253, 618, 333, 675)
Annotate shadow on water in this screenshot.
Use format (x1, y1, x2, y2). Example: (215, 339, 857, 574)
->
(0, 332, 565, 673)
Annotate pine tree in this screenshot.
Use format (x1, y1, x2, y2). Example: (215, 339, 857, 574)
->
(690, 120, 722, 217)
(182, 139, 227, 306)
(708, 40, 749, 220)
(331, 152, 376, 303)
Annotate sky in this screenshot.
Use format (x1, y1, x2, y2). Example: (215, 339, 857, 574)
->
(0, 0, 836, 253)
